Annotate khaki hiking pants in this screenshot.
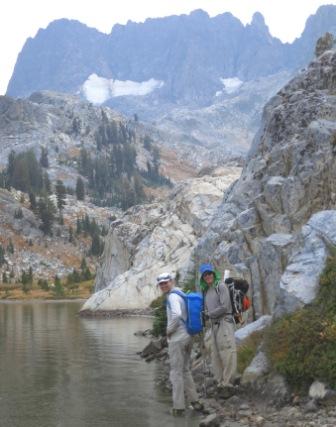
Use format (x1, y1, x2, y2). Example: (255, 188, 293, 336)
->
(211, 319, 237, 386)
(168, 337, 199, 410)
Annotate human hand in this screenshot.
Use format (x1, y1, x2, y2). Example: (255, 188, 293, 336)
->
(202, 311, 209, 321)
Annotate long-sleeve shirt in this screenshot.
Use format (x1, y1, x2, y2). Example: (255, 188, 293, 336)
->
(166, 288, 189, 342)
(204, 282, 233, 322)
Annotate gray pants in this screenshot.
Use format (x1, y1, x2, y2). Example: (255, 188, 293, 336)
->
(168, 337, 199, 409)
(211, 319, 237, 386)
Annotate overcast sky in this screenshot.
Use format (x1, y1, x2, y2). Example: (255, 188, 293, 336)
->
(1, 0, 335, 95)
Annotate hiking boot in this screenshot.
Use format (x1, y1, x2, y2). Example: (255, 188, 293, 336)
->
(190, 400, 210, 415)
(216, 383, 235, 399)
(233, 374, 241, 386)
(190, 400, 205, 412)
(171, 408, 185, 417)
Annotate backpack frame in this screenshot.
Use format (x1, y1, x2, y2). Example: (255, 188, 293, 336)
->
(224, 278, 251, 324)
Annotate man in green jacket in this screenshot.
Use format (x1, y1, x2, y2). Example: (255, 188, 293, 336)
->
(199, 263, 237, 396)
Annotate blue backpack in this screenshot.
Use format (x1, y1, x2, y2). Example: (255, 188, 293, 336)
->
(167, 289, 204, 335)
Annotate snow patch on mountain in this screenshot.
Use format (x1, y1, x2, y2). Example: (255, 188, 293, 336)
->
(82, 74, 164, 104)
(220, 77, 243, 94)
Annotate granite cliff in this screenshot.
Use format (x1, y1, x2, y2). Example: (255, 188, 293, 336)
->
(195, 40, 336, 318)
(81, 168, 241, 311)
(83, 38, 336, 317)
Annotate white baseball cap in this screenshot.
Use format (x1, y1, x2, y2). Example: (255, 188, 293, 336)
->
(156, 272, 173, 284)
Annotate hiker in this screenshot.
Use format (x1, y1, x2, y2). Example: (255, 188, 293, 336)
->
(156, 272, 203, 416)
(199, 263, 238, 397)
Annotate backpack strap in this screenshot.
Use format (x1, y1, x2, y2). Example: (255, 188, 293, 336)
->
(215, 282, 235, 319)
(169, 289, 186, 299)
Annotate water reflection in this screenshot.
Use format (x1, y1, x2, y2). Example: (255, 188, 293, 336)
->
(0, 302, 199, 427)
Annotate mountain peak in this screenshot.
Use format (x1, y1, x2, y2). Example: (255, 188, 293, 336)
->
(251, 12, 266, 26)
(189, 9, 209, 19)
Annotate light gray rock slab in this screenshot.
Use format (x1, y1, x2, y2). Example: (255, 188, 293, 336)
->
(235, 315, 272, 342)
(241, 351, 270, 385)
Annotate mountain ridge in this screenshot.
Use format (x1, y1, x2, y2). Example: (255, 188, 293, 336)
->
(8, 5, 336, 103)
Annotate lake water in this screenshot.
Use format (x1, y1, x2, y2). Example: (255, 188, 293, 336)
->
(0, 301, 200, 427)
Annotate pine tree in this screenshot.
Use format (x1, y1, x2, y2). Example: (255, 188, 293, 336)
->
(38, 278, 49, 291)
(21, 270, 28, 284)
(76, 177, 85, 201)
(55, 180, 66, 211)
(68, 226, 74, 243)
(29, 192, 37, 212)
(72, 268, 81, 283)
(76, 218, 82, 234)
(7, 150, 16, 183)
(21, 270, 31, 293)
(84, 267, 92, 280)
(7, 239, 14, 254)
(54, 275, 64, 296)
(14, 208, 23, 219)
(0, 171, 8, 189)
(11, 156, 30, 192)
(40, 147, 49, 168)
(7, 151, 43, 193)
(28, 266, 33, 284)
(79, 148, 91, 175)
(80, 257, 87, 271)
(81, 257, 92, 280)
(2, 272, 8, 283)
(83, 214, 90, 234)
(91, 233, 104, 256)
(143, 136, 152, 150)
(43, 172, 52, 194)
(72, 117, 81, 134)
(37, 196, 56, 235)
(0, 244, 6, 266)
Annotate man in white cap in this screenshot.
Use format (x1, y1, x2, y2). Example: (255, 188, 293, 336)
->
(156, 272, 202, 416)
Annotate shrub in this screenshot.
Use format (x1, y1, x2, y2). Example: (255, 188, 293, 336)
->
(38, 278, 49, 291)
(237, 330, 264, 374)
(53, 275, 64, 297)
(265, 252, 336, 391)
(150, 295, 167, 337)
(180, 276, 197, 293)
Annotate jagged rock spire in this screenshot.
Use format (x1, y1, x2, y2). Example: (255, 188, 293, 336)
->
(315, 32, 335, 57)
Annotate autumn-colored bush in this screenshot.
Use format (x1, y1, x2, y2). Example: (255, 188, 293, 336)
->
(265, 252, 336, 391)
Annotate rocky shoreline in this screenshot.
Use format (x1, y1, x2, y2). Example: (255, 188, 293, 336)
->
(0, 298, 86, 303)
(79, 307, 154, 318)
(139, 335, 336, 427)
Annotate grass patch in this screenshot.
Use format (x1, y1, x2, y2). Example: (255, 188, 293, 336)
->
(237, 330, 264, 374)
(265, 251, 336, 391)
(0, 279, 94, 300)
